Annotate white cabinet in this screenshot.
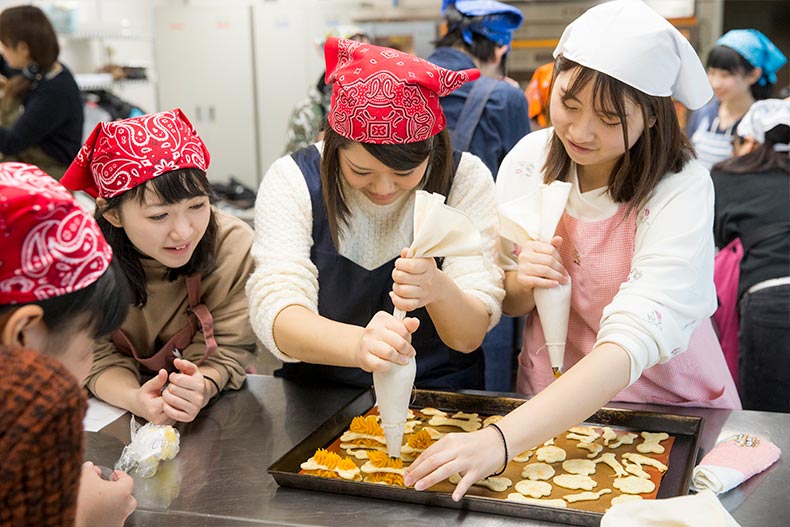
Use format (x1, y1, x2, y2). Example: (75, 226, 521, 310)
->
(154, 5, 259, 189)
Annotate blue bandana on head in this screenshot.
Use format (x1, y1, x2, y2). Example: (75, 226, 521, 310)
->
(442, 0, 524, 47)
(715, 29, 787, 86)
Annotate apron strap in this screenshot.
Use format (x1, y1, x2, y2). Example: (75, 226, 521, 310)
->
(111, 326, 177, 373)
(184, 274, 218, 364)
(448, 76, 498, 153)
(111, 274, 217, 371)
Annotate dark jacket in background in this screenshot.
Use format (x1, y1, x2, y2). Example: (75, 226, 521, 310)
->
(426, 47, 530, 177)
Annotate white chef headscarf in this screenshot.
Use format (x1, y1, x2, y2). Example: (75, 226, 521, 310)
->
(736, 99, 790, 152)
(553, 0, 712, 110)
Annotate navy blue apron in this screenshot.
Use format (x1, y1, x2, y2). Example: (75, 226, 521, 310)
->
(276, 145, 484, 389)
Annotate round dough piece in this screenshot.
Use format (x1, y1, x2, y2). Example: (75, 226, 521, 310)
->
(536, 445, 566, 463)
(553, 474, 597, 491)
(613, 476, 656, 494)
(561, 459, 597, 476)
(521, 462, 555, 481)
(515, 479, 553, 498)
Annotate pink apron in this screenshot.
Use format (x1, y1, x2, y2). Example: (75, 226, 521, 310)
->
(517, 205, 741, 409)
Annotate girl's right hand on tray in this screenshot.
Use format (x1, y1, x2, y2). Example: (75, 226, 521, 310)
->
(404, 426, 505, 501)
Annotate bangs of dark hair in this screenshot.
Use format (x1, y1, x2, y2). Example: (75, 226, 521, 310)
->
(122, 167, 216, 205)
(362, 136, 435, 171)
(0, 259, 130, 341)
(319, 128, 453, 248)
(707, 45, 773, 99)
(96, 169, 218, 306)
(544, 56, 693, 213)
(707, 45, 753, 75)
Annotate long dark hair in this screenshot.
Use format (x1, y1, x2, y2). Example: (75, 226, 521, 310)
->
(0, 5, 59, 103)
(543, 56, 694, 215)
(96, 169, 218, 306)
(707, 45, 773, 101)
(320, 127, 453, 248)
(0, 259, 130, 341)
(714, 124, 790, 174)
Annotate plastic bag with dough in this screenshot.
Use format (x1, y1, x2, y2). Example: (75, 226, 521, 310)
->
(115, 418, 180, 478)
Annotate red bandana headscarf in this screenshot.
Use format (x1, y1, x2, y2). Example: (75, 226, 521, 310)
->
(61, 108, 210, 198)
(0, 163, 112, 304)
(325, 37, 480, 144)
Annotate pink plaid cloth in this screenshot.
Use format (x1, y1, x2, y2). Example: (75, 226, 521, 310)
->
(693, 434, 781, 494)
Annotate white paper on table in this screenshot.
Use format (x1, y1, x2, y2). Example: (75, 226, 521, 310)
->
(83, 397, 128, 432)
(601, 490, 741, 527)
(499, 181, 572, 374)
(376, 190, 490, 457)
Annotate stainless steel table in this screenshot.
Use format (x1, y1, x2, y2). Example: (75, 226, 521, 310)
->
(85, 375, 789, 527)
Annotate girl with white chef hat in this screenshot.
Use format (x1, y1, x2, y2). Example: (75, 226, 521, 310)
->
(406, 0, 740, 500)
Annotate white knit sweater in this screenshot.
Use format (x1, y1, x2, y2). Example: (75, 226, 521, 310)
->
(247, 144, 505, 361)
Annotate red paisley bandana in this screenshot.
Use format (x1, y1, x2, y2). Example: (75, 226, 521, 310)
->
(61, 109, 210, 198)
(325, 37, 479, 144)
(0, 163, 112, 304)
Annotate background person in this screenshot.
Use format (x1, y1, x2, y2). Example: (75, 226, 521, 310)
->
(0, 5, 83, 179)
(711, 98, 790, 412)
(61, 109, 259, 425)
(427, 0, 530, 391)
(688, 29, 787, 170)
(0, 162, 135, 527)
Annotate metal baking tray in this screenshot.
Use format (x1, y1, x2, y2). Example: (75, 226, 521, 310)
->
(268, 389, 704, 526)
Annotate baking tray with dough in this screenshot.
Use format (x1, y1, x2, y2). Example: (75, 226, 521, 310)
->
(269, 389, 703, 526)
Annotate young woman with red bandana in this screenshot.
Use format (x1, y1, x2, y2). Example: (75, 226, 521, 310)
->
(61, 109, 258, 425)
(0, 163, 135, 526)
(247, 37, 504, 390)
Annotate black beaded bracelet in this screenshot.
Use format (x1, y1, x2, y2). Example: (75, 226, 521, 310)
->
(487, 423, 508, 477)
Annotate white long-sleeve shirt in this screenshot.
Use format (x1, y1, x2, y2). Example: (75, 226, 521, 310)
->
(247, 144, 504, 362)
(496, 129, 718, 385)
